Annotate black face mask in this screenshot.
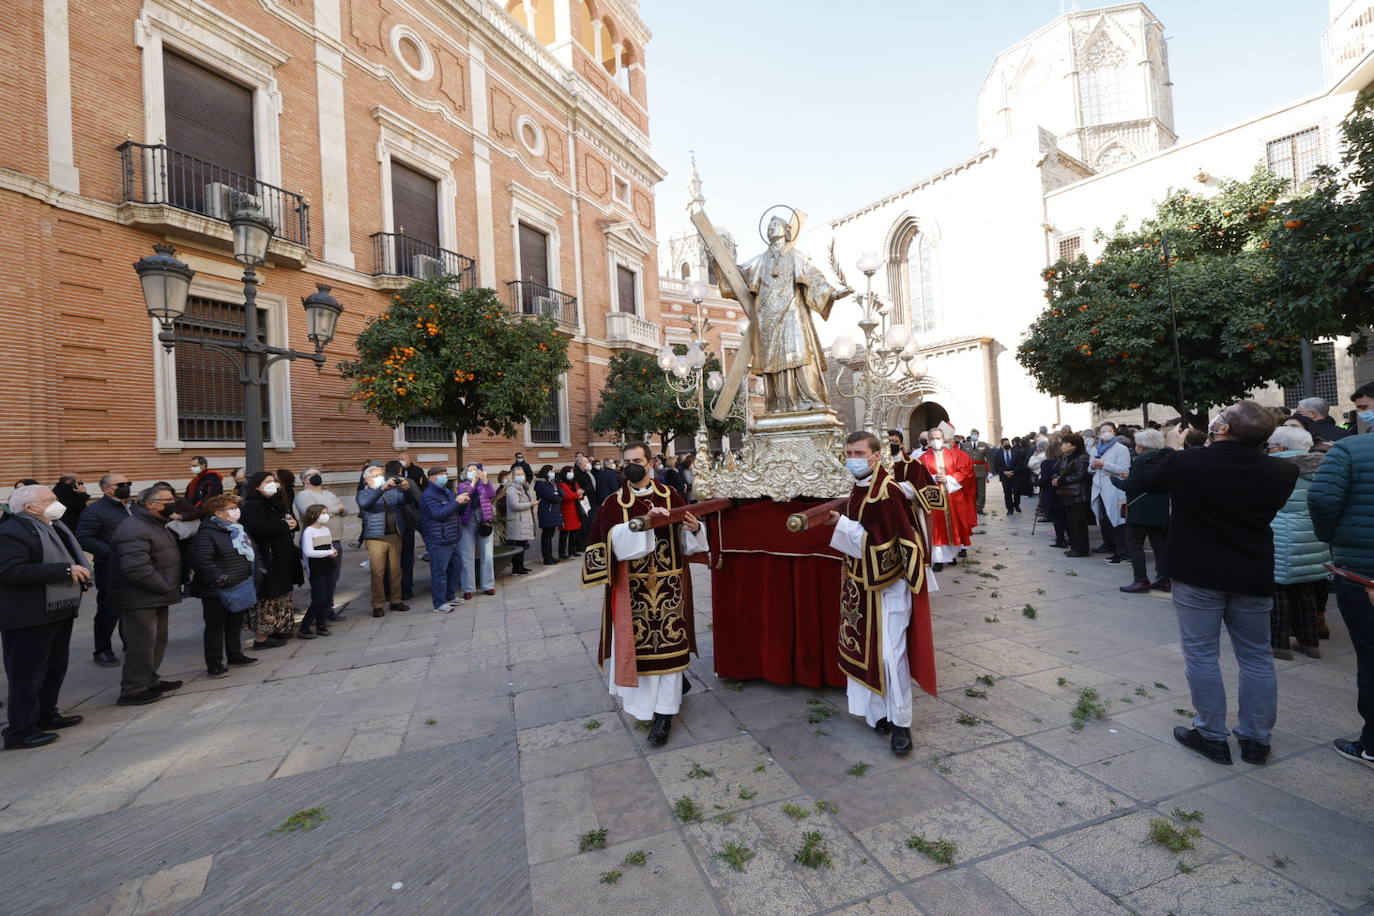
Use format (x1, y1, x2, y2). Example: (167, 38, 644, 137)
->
(158, 505, 176, 518)
(889, 443, 902, 456)
(308, 474, 323, 487)
(113, 483, 132, 500)
(623, 463, 648, 484)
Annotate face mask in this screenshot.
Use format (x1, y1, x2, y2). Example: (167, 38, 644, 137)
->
(158, 504, 176, 518)
(368, 476, 384, 489)
(565, 472, 574, 480)
(190, 465, 202, 474)
(308, 474, 323, 487)
(1099, 431, 1113, 441)
(545, 471, 555, 481)
(113, 483, 131, 500)
(399, 459, 408, 468)
(1359, 409, 1374, 424)
(889, 443, 902, 456)
(434, 474, 449, 487)
(318, 514, 331, 524)
(623, 463, 648, 484)
(261, 481, 280, 496)
(42, 501, 67, 521)
(226, 508, 242, 523)
(466, 470, 478, 481)
(513, 474, 525, 483)
(845, 457, 872, 478)
(930, 440, 945, 450)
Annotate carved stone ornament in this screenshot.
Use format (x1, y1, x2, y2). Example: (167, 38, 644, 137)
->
(693, 409, 854, 502)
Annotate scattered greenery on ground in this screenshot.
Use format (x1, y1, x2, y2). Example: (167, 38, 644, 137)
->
(1022, 604, 1037, 619)
(1173, 708, 1195, 718)
(1118, 696, 1134, 704)
(975, 675, 996, 687)
(634, 720, 652, 732)
(1154, 682, 1170, 690)
(781, 802, 811, 820)
(724, 681, 745, 692)
(1056, 677, 1072, 687)
(1172, 808, 1205, 822)
(425, 718, 438, 726)
(794, 831, 834, 869)
(578, 828, 608, 852)
(964, 688, 988, 699)
(990, 591, 1001, 599)
(673, 796, 703, 823)
(1070, 688, 1108, 731)
(1066, 649, 1080, 654)
(1066, 570, 1079, 577)
(1134, 686, 1149, 698)
(1271, 854, 1294, 869)
(584, 719, 602, 730)
(1032, 716, 1043, 723)
(1148, 818, 1201, 852)
(815, 800, 838, 814)
(846, 761, 871, 777)
(930, 755, 953, 775)
(687, 762, 713, 780)
(813, 728, 829, 737)
(956, 713, 981, 727)
(599, 869, 622, 885)
(1036, 588, 1046, 595)
(271, 807, 328, 834)
(714, 841, 756, 872)
(623, 850, 648, 866)
(714, 813, 737, 826)
(1176, 860, 1195, 874)
(984, 615, 1000, 624)
(738, 786, 757, 800)
(806, 704, 836, 724)
(993, 563, 1006, 571)
(977, 572, 999, 580)
(905, 834, 958, 866)
(753, 764, 766, 773)
(952, 578, 962, 584)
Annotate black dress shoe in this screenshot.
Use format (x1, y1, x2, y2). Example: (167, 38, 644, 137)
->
(253, 636, 288, 649)
(874, 717, 892, 735)
(958, 548, 968, 558)
(93, 650, 120, 668)
(116, 689, 163, 706)
(207, 665, 230, 679)
(932, 562, 944, 572)
(682, 674, 692, 695)
(1151, 578, 1172, 593)
(891, 725, 913, 756)
(390, 602, 410, 612)
(37, 713, 83, 729)
(1119, 581, 1151, 593)
(1092, 544, 1113, 554)
(372, 607, 385, 617)
(646, 713, 673, 747)
(227, 655, 259, 666)
(152, 679, 183, 692)
(1237, 737, 1270, 765)
(4, 731, 58, 750)
(1173, 726, 1232, 765)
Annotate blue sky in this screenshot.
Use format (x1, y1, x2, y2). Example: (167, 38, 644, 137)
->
(645, 0, 1330, 248)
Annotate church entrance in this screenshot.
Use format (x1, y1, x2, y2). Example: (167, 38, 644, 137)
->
(908, 401, 949, 442)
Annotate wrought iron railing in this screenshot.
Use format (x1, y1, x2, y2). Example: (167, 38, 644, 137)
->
(506, 280, 578, 328)
(117, 141, 310, 248)
(370, 232, 477, 289)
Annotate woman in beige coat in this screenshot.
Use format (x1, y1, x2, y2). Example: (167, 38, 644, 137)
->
(502, 468, 536, 575)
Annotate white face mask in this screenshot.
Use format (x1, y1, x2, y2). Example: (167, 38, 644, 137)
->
(514, 474, 525, 483)
(930, 440, 945, 450)
(466, 470, 478, 481)
(190, 465, 202, 474)
(261, 481, 280, 496)
(42, 501, 67, 521)
(368, 475, 384, 489)
(1099, 430, 1114, 441)
(546, 472, 555, 480)
(225, 508, 242, 523)
(317, 514, 330, 524)
(565, 472, 574, 480)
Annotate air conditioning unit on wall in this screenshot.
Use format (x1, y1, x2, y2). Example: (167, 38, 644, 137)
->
(204, 183, 260, 221)
(413, 255, 445, 280)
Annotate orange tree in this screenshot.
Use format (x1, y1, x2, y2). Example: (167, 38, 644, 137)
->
(1269, 91, 1374, 349)
(591, 349, 697, 453)
(1017, 168, 1303, 427)
(339, 280, 570, 466)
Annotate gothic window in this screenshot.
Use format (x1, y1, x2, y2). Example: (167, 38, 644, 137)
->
(908, 233, 940, 335)
(1079, 32, 1130, 126)
(680, 262, 690, 280)
(1095, 143, 1136, 171)
(1266, 128, 1322, 185)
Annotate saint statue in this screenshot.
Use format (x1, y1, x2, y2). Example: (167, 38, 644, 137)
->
(718, 215, 850, 414)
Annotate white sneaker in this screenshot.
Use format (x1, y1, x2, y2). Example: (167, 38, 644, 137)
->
(431, 603, 454, 614)
(359, 560, 370, 569)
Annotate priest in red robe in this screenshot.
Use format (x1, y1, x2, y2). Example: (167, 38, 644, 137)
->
(581, 442, 708, 747)
(827, 431, 939, 756)
(917, 426, 976, 570)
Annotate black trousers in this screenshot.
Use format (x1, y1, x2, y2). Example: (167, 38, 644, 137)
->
(558, 529, 577, 558)
(1095, 503, 1125, 555)
(507, 540, 529, 572)
(1048, 507, 1068, 545)
(1064, 502, 1091, 554)
(1333, 576, 1374, 748)
(1000, 476, 1020, 511)
(1126, 523, 1167, 582)
(2, 617, 74, 740)
(202, 595, 246, 668)
(540, 527, 558, 562)
(92, 568, 122, 655)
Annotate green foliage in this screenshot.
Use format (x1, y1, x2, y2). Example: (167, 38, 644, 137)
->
(1022, 604, 1038, 619)
(339, 282, 570, 464)
(1017, 168, 1302, 423)
(584, 719, 602, 731)
(672, 796, 704, 823)
(590, 350, 696, 449)
(1148, 818, 1201, 852)
(814, 800, 838, 814)
(598, 869, 622, 885)
(714, 841, 756, 872)
(1172, 808, 1205, 823)
(687, 762, 714, 780)
(781, 802, 811, 820)
(845, 761, 871, 777)
(271, 807, 328, 834)
(793, 831, 834, 869)
(905, 834, 958, 866)
(964, 688, 988, 699)
(622, 850, 648, 866)
(1069, 688, 1108, 730)
(956, 713, 981, 726)
(975, 675, 996, 687)
(738, 786, 757, 800)
(578, 828, 608, 852)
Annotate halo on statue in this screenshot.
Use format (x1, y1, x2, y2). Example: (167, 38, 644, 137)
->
(757, 204, 802, 245)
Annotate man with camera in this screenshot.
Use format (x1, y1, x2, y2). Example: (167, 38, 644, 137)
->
(357, 464, 415, 617)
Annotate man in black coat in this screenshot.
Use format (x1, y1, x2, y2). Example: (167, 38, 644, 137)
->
(592, 462, 622, 511)
(1142, 402, 1298, 767)
(1295, 396, 1352, 442)
(53, 474, 90, 533)
(76, 472, 133, 667)
(990, 439, 1026, 514)
(107, 485, 185, 706)
(573, 454, 598, 523)
(0, 485, 91, 749)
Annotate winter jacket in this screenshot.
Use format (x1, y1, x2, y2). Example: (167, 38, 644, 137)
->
(1269, 451, 1330, 585)
(593, 469, 623, 509)
(1308, 431, 1374, 575)
(188, 515, 263, 598)
(185, 470, 224, 507)
(1090, 438, 1133, 526)
(1112, 449, 1171, 529)
(1055, 452, 1092, 506)
(106, 506, 183, 610)
(1038, 458, 1063, 510)
(535, 479, 563, 529)
(75, 495, 132, 581)
(503, 481, 536, 541)
(239, 491, 302, 599)
(356, 484, 414, 540)
(455, 479, 496, 526)
(1312, 417, 1352, 442)
(0, 514, 88, 630)
(418, 483, 462, 547)
(559, 480, 584, 531)
(53, 481, 90, 533)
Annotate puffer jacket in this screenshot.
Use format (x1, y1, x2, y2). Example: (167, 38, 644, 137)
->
(106, 506, 183, 610)
(1309, 432, 1374, 575)
(503, 482, 536, 541)
(1270, 450, 1330, 585)
(534, 479, 563, 529)
(418, 483, 461, 547)
(188, 515, 263, 598)
(356, 484, 414, 540)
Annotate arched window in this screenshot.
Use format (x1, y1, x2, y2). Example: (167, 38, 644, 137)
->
(886, 217, 941, 335)
(1079, 32, 1129, 126)
(680, 262, 690, 280)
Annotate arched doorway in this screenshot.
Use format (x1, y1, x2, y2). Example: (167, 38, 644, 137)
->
(908, 401, 949, 442)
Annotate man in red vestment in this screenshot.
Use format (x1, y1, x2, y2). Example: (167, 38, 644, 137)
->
(827, 432, 939, 756)
(917, 426, 976, 571)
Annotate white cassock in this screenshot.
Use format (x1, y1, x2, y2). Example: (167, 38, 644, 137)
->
(605, 510, 711, 721)
(827, 479, 938, 730)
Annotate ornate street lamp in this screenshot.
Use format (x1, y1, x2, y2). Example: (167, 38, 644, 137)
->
(133, 243, 195, 326)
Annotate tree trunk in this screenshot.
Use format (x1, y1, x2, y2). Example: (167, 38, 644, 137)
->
(452, 430, 464, 471)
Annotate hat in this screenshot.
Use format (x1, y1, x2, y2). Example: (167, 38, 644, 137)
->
(427, 466, 448, 477)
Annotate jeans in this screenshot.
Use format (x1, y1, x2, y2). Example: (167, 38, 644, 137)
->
(427, 540, 461, 608)
(201, 595, 246, 668)
(1, 617, 73, 740)
(119, 606, 169, 697)
(458, 523, 494, 593)
(1127, 523, 1167, 582)
(1172, 580, 1277, 743)
(1332, 575, 1374, 747)
(365, 534, 402, 609)
(305, 556, 337, 629)
(541, 527, 558, 562)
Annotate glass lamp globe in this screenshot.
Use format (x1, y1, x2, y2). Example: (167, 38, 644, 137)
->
(884, 324, 911, 350)
(133, 243, 195, 324)
(900, 337, 919, 360)
(302, 283, 343, 348)
(831, 335, 856, 361)
(672, 356, 691, 378)
(706, 371, 723, 391)
(686, 344, 707, 369)
(657, 345, 676, 371)
(230, 206, 274, 266)
(909, 355, 929, 376)
(686, 282, 710, 303)
(856, 252, 883, 275)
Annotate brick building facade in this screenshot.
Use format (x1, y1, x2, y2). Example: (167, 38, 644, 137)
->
(1, 0, 664, 490)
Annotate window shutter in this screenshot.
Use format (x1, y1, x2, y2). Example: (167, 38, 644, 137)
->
(518, 223, 550, 286)
(163, 53, 255, 176)
(617, 264, 637, 314)
(390, 161, 441, 247)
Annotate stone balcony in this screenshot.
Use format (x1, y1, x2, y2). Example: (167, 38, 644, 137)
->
(604, 310, 660, 351)
(1324, 0, 1374, 90)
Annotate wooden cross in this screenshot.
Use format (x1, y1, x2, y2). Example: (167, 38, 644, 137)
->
(690, 206, 758, 422)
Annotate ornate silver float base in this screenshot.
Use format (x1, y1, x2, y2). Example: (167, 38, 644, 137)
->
(694, 409, 853, 501)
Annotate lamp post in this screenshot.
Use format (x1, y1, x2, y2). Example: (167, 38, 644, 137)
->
(660, 282, 713, 453)
(133, 206, 343, 476)
(830, 253, 921, 438)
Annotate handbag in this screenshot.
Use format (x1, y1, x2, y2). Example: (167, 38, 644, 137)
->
(477, 521, 493, 537)
(216, 576, 257, 613)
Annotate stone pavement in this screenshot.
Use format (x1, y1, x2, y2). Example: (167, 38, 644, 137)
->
(1, 504, 1371, 915)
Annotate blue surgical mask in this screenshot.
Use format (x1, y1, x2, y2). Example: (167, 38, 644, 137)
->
(1359, 409, 1374, 424)
(434, 474, 449, 487)
(845, 457, 872, 479)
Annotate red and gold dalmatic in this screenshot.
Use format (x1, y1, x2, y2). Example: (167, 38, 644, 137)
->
(836, 465, 940, 698)
(918, 446, 977, 549)
(581, 480, 696, 686)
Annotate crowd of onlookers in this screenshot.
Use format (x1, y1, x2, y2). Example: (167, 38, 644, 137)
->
(0, 445, 709, 750)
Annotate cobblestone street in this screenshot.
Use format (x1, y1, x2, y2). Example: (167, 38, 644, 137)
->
(0, 503, 1369, 915)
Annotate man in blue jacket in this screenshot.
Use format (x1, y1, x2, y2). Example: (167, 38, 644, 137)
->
(1309, 394, 1374, 770)
(418, 466, 468, 614)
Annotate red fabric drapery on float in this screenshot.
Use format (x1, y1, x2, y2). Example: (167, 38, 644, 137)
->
(707, 499, 848, 688)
